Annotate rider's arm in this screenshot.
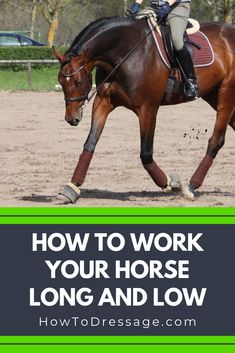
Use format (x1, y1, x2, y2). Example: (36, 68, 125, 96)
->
(129, 0, 143, 14)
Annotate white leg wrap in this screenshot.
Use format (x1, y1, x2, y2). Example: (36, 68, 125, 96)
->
(57, 182, 81, 204)
(182, 184, 195, 200)
(162, 174, 181, 193)
(162, 175, 172, 193)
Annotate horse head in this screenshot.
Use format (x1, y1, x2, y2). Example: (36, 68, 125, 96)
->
(53, 47, 92, 126)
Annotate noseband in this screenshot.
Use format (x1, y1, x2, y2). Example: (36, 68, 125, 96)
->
(60, 65, 91, 103)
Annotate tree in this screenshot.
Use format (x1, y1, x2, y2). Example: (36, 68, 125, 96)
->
(0, 0, 234, 47)
(40, 0, 62, 46)
(191, 0, 234, 23)
(223, 0, 233, 23)
(30, 0, 40, 38)
(1, 0, 41, 38)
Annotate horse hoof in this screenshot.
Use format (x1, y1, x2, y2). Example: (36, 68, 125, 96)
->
(163, 174, 181, 193)
(57, 182, 81, 204)
(169, 174, 181, 191)
(182, 185, 195, 200)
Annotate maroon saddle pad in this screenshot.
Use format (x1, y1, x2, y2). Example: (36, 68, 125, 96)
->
(148, 20, 214, 69)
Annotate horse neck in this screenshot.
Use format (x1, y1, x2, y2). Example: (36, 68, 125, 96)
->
(72, 18, 145, 70)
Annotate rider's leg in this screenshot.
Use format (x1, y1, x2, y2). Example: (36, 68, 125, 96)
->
(167, 2, 199, 99)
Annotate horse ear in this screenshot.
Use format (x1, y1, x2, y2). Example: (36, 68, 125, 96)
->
(52, 46, 64, 62)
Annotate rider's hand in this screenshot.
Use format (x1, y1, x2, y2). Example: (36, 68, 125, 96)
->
(129, 2, 141, 15)
(157, 2, 171, 22)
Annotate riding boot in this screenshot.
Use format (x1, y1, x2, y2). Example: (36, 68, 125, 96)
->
(175, 45, 199, 99)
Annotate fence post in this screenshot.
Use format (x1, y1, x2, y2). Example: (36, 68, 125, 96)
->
(0, 60, 58, 90)
(27, 62, 32, 90)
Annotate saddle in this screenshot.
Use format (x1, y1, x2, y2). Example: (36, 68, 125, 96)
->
(135, 8, 214, 69)
(149, 20, 214, 70)
(135, 9, 214, 100)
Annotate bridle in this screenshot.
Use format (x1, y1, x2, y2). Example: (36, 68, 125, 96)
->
(60, 65, 92, 103)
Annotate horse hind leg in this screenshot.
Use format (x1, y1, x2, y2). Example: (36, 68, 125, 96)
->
(58, 94, 114, 204)
(183, 104, 234, 200)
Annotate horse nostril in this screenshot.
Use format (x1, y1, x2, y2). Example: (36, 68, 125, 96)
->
(74, 119, 79, 126)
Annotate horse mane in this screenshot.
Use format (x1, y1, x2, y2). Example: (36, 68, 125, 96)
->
(66, 16, 135, 56)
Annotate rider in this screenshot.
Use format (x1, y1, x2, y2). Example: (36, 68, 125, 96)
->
(129, 0, 199, 99)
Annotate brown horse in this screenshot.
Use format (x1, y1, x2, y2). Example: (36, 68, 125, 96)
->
(53, 16, 235, 203)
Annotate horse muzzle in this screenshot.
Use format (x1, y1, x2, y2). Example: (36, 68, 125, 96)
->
(65, 101, 85, 126)
(65, 107, 83, 126)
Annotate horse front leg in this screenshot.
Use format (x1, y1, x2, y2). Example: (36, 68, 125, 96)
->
(58, 94, 114, 203)
(183, 105, 233, 200)
(229, 113, 235, 132)
(139, 106, 180, 193)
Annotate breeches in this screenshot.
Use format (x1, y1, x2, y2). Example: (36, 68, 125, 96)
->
(166, 2, 190, 50)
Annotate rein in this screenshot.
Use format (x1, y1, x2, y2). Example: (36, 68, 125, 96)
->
(87, 24, 156, 103)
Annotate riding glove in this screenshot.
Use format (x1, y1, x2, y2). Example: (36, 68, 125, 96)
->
(130, 2, 141, 14)
(157, 2, 171, 22)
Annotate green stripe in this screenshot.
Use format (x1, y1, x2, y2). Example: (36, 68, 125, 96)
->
(0, 207, 234, 224)
(1, 336, 235, 343)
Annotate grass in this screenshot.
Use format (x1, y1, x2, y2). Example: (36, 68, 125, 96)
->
(0, 66, 60, 91)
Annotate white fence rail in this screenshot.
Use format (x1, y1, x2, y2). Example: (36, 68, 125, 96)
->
(0, 60, 59, 89)
(0, 60, 58, 64)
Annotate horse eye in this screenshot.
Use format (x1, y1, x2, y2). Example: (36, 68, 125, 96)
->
(76, 81, 82, 88)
